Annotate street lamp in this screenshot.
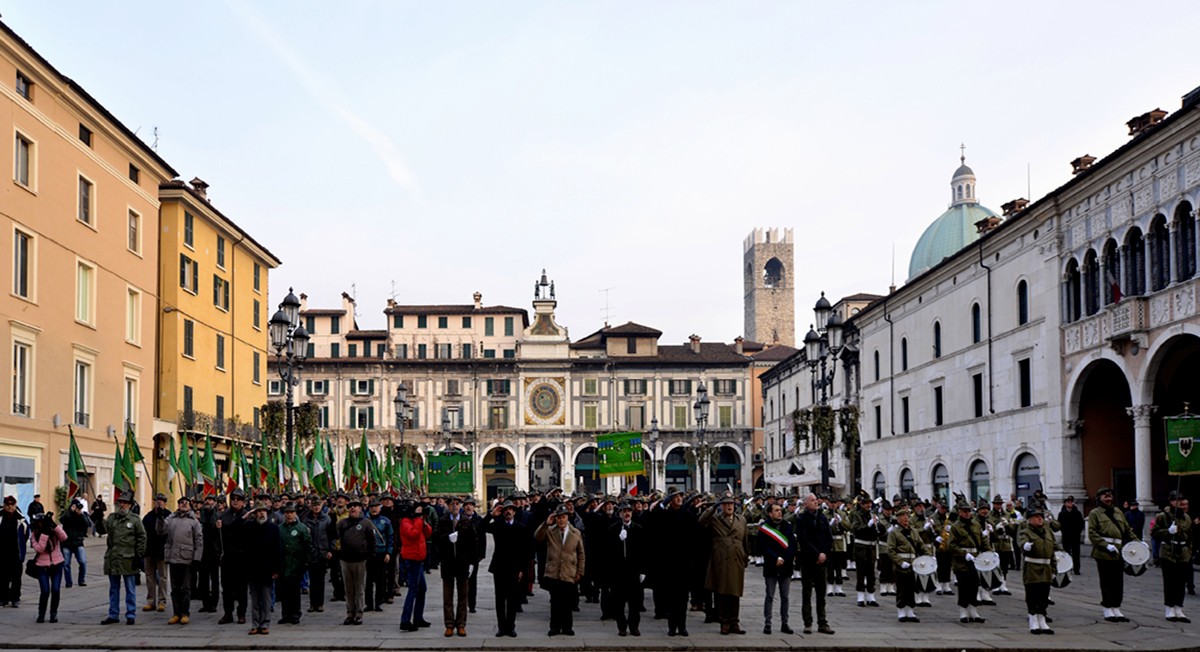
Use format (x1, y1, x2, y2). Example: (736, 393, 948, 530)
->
(440, 410, 453, 452)
(648, 417, 660, 490)
(693, 383, 711, 491)
(393, 383, 411, 490)
(805, 291, 844, 493)
(269, 287, 309, 468)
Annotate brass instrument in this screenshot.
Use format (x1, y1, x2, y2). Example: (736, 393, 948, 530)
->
(939, 515, 953, 552)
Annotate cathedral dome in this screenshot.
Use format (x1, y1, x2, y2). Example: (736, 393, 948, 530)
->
(907, 153, 999, 280)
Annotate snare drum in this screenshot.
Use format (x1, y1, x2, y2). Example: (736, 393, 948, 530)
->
(974, 551, 1001, 589)
(1051, 551, 1073, 588)
(913, 555, 938, 592)
(1121, 540, 1150, 576)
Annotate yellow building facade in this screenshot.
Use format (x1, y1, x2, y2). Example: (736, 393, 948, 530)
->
(155, 179, 280, 497)
(0, 20, 176, 505)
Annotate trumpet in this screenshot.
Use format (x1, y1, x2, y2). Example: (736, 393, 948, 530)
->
(939, 517, 953, 552)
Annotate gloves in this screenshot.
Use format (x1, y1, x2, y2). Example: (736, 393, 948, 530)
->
(1169, 523, 1178, 535)
(900, 562, 910, 569)
(935, 536, 943, 544)
(1106, 544, 1118, 553)
(965, 553, 975, 562)
(467, 565, 474, 576)
(618, 529, 627, 542)
(886, 525, 895, 534)
(639, 574, 646, 584)
(1022, 542, 1033, 552)
(449, 531, 459, 544)
(924, 521, 933, 530)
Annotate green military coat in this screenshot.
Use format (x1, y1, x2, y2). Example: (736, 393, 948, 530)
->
(1151, 508, 1192, 564)
(1087, 505, 1135, 561)
(281, 520, 313, 578)
(103, 509, 147, 576)
(886, 525, 926, 574)
(1017, 523, 1060, 584)
(948, 517, 990, 573)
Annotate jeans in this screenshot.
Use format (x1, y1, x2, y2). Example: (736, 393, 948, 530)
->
(108, 574, 137, 621)
(401, 559, 426, 625)
(37, 563, 63, 618)
(764, 575, 790, 628)
(62, 545, 86, 586)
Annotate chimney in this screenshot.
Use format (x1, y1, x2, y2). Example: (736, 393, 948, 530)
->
(1070, 155, 1097, 175)
(975, 215, 1002, 234)
(689, 334, 701, 354)
(1127, 108, 1168, 136)
(734, 336, 744, 355)
(473, 292, 483, 310)
(1001, 198, 1029, 217)
(188, 177, 209, 199)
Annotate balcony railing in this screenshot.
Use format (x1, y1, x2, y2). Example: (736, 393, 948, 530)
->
(177, 410, 259, 441)
(12, 403, 28, 417)
(74, 411, 90, 428)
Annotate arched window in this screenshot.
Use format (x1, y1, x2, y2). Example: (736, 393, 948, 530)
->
(873, 471, 886, 499)
(763, 257, 785, 288)
(900, 338, 908, 371)
(931, 464, 950, 505)
(1175, 202, 1196, 281)
(971, 303, 982, 343)
(899, 468, 915, 500)
(1016, 280, 1029, 325)
(1125, 227, 1146, 296)
(968, 459, 990, 504)
(1102, 239, 1121, 305)
(1083, 249, 1100, 316)
(1150, 214, 1171, 292)
(1064, 259, 1081, 322)
(957, 186, 963, 199)
(873, 350, 880, 381)
(932, 321, 942, 358)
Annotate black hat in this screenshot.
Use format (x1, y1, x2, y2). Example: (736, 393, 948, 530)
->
(499, 500, 516, 510)
(3, 495, 16, 505)
(230, 489, 246, 500)
(177, 496, 191, 504)
(617, 502, 633, 512)
(1096, 486, 1114, 498)
(283, 502, 298, 513)
(155, 493, 168, 501)
(1025, 507, 1045, 519)
(992, 494, 1004, 504)
(463, 497, 477, 506)
(117, 491, 135, 504)
(717, 496, 738, 506)
(552, 505, 569, 517)
(1065, 495, 1076, 501)
(347, 498, 364, 508)
(955, 501, 973, 512)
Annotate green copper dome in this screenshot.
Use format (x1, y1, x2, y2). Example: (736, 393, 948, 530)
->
(907, 203, 998, 280)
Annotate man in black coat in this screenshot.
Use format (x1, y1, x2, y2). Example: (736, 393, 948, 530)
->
(243, 502, 282, 635)
(464, 498, 486, 613)
(1057, 496, 1085, 575)
(196, 495, 222, 612)
(651, 489, 695, 637)
(483, 500, 532, 637)
(436, 496, 479, 636)
(795, 493, 836, 635)
(217, 490, 249, 625)
(760, 501, 796, 635)
(607, 503, 646, 637)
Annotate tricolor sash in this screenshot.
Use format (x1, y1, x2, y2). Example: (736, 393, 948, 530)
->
(760, 523, 789, 549)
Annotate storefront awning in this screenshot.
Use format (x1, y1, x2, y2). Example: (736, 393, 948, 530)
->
(764, 474, 845, 489)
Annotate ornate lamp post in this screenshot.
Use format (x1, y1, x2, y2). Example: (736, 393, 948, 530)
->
(441, 413, 453, 452)
(803, 291, 844, 493)
(393, 383, 411, 490)
(269, 288, 309, 465)
(648, 417, 660, 490)
(693, 383, 711, 492)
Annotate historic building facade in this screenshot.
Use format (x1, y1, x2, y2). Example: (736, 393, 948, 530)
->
(276, 273, 756, 499)
(0, 20, 177, 503)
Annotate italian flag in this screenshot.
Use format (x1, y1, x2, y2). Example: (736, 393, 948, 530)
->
(760, 523, 789, 549)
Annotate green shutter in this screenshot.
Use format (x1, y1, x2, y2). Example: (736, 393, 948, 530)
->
(368, 407, 375, 429)
(349, 406, 356, 425)
(305, 380, 312, 394)
(486, 380, 493, 395)
(367, 379, 375, 395)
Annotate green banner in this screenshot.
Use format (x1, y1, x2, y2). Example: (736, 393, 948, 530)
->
(1166, 416, 1200, 476)
(426, 452, 474, 494)
(597, 432, 645, 477)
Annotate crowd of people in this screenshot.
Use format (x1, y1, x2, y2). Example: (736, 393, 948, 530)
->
(0, 484, 1194, 637)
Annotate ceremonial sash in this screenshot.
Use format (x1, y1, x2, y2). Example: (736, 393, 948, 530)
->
(760, 523, 789, 549)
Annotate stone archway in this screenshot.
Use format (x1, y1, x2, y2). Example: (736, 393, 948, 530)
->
(481, 445, 517, 500)
(1146, 334, 1200, 503)
(1073, 358, 1134, 505)
(527, 446, 562, 493)
(573, 445, 601, 495)
(708, 445, 742, 494)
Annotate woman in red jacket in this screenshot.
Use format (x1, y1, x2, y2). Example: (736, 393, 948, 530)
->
(398, 502, 432, 631)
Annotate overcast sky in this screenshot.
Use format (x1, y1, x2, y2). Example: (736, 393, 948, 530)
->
(5, 1, 1199, 343)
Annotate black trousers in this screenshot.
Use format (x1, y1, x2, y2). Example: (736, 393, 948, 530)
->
(894, 571, 915, 609)
(1064, 539, 1082, 573)
(1025, 581, 1050, 615)
(329, 553, 344, 600)
(663, 582, 689, 632)
(197, 559, 219, 610)
(997, 550, 1014, 577)
(168, 563, 191, 617)
(308, 558, 327, 609)
(935, 550, 952, 583)
(878, 555, 894, 584)
(492, 571, 521, 633)
(826, 550, 846, 583)
(544, 578, 575, 633)
(716, 593, 740, 628)
(954, 569, 979, 608)
(278, 575, 303, 622)
(854, 545, 876, 592)
(0, 558, 21, 604)
(800, 562, 828, 627)
(220, 560, 246, 617)
(1162, 560, 1188, 607)
(611, 578, 643, 632)
(467, 564, 478, 611)
(599, 580, 616, 619)
(365, 555, 387, 610)
(1096, 558, 1124, 608)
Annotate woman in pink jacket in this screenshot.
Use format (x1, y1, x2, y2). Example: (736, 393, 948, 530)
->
(29, 513, 67, 623)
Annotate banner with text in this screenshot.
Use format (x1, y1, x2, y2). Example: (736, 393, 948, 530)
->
(427, 452, 475, 494)
(1166, 415, 1200, 476)
(597, 432, 645, 478)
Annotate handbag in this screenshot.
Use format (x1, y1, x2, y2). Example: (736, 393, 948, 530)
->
(24, 559, 39, 579)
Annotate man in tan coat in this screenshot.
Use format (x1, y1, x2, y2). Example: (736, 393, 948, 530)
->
(698, 496, 748, 635)
(534, 505, 585, 637)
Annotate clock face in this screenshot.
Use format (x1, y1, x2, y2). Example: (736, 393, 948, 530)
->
(524, 378, 566, 426)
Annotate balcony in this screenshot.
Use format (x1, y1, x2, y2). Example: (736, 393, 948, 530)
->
(74, 411, 90, 428)
(12, 403, 28, 417)
(1062, 276, 1199, 356)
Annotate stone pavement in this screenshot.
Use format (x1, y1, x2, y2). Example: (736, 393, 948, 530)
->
(1, 536, 1197, 651)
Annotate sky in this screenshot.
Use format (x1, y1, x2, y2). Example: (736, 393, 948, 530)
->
(4, 1, 1199, 343)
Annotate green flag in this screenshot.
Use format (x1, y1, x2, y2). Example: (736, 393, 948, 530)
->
(111, 442, 127, 501)
(177, 435, 193, 485)
(1166, 416, 1200, 475)
(357, 430, 369, 489)
(166, 436, 178, 484)
(67, 426, 87, 499)
(200, 433, 218, 495)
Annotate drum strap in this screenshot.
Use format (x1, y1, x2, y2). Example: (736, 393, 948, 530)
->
(1099, 537, 1121, 545)
(896, 553, 915, 560)
(961, 547, 978, 553)
(1025, 558, 1051, 565)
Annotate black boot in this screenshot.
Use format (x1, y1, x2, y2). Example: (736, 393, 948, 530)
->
(37, 593, 48, 623)
(49, 591, 60, 623)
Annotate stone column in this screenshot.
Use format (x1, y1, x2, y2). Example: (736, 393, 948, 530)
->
(1126, 405, 1156, 506)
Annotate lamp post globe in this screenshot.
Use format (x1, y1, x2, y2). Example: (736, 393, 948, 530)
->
(280, 287, 301, 326)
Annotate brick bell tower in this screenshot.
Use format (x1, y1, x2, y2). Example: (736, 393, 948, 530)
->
(743, 228, 795, 347)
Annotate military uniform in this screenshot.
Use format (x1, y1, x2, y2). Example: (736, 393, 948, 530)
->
(1151, 497, 1193, 622)
(886, 511, 926, 622)
(911, 506, 935, 606)
(931, 507, 955, 594)
(948, 504, 991, 623)
(825, 504, 848, 596)
(846, 500, 879, 606)
(1087, 488, 1136, 622)
(986, 503, 1016, 595)
(1017, 510, 1059, 634)
(876, 507, 895, 596)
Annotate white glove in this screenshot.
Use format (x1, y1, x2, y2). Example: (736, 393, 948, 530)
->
(900, 562, 910, 570)
(618, 529, 627, 542)
(935, 536, 943, 544)
(448, 532, 459, 544)
(1106, 544, 1118, 553)
(1022, 542, 1033, 552)
(965, 553, 975, 562)
(1169, 523, 1179, 535)
(924, 521, 933, 530)
(869, 517, 877, 527)
(638, 573, 646, 583)
(1014, 512, 1023, 521)
(467, 565, 474, 576)
(887, 525, 896, 534)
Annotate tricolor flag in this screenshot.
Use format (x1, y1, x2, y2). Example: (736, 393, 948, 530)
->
(1106, 267, 1122, 304)
(66, 427, 88, 499)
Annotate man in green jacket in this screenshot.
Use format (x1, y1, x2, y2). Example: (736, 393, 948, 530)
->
(1087, 486, 1137, 623)
(102, 492, 147, 625)
(278, 503, 313, 625)
(1151, 491, 1192, 623)
(1018, 508, 1060, 635)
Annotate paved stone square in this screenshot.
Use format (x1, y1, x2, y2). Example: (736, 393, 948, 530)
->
(0, 537, 1196, 651)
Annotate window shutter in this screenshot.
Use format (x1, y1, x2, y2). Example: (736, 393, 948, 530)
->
(486, 380, 493, 395)
(731, 379, 737, 394)
(623, 379, 630, 395)
(349, 379, 357, 394)
(368, 407, 375, 429)
(349, 406, 356, 425)
(368, 379, 375, 395)
(305, 380, 312, 394)
(192, 262, 199, 293)
(685, 380, 692, 395)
